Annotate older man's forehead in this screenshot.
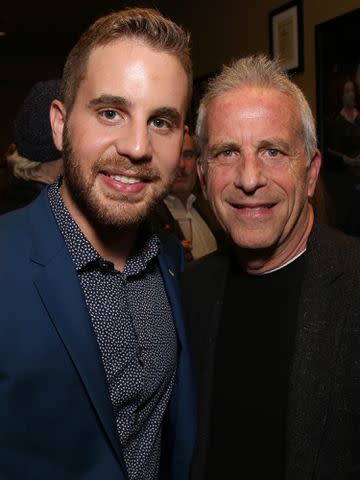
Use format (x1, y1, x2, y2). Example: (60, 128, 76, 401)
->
(205, 87, 302, 137)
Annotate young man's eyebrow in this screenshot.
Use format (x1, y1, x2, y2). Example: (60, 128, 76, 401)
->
(151, 107, 181, 127)
(88, 95, 131, 108)
(87, 99, 181, 126)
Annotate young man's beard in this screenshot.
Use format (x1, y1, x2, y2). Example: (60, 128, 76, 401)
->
(61, 124, 175, 231)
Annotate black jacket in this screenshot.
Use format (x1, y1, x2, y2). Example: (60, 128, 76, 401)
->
(182, 224, 360, 479)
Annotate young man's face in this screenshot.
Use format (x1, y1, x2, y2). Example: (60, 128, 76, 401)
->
(199, 86, 320, 258)
(52, 38, 189, 230)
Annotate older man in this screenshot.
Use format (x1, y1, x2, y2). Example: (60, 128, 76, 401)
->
(182, 55, 360, 479)
(0, 8, 195, 480)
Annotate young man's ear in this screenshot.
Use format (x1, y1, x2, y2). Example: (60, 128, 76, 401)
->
(50, 100, 66, 152)
(197, 160, 208, 200)
(307, 149, 322, 198)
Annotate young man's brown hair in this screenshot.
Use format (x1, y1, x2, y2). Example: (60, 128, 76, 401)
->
(61, 7, 192, 113)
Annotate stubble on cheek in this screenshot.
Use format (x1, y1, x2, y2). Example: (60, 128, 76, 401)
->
(61, 124, 179, 229)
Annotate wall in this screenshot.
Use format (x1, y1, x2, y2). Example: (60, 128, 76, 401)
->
(0, 0, 160, 156)
(161, 0, 360, 117)
(1, 0, 359, 155)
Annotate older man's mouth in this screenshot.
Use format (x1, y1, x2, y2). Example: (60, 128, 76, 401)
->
(229, 201, 276, 217)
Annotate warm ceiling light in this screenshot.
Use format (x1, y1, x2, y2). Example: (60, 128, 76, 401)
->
(0, 32, 6, 37)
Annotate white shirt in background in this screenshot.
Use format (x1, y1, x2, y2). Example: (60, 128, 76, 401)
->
(164, 194, 217, 259)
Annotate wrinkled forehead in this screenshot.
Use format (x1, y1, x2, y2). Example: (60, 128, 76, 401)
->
(204, 86, 302, 137)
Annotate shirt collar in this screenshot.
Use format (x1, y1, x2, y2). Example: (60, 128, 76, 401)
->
(48, 180, 160, 275)
(164, 193, 197, 212)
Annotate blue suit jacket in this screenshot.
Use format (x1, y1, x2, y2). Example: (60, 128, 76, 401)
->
(0, 188, 196, 480)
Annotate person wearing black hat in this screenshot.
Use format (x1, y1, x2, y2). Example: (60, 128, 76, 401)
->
(0, 79, 63, 213)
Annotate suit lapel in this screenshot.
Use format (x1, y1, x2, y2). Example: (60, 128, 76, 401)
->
(157, 240, 197, 479)
(285, 225, 347, 479)
(27, 190, 127, 472)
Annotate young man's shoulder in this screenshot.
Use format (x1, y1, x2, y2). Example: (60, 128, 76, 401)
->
(0, 190, 51, 262)
(0, 203, 31, 245)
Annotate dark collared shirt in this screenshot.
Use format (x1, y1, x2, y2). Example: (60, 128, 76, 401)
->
(48, 182, 177, 480)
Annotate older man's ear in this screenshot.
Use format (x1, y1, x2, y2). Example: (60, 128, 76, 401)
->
(197, 160, 208, 200)
(307, 149, 322, 198)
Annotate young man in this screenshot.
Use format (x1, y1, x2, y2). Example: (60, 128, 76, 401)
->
(183, 54, 360, 479)
(0, 8, 195, 480)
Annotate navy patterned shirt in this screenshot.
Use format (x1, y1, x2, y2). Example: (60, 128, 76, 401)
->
(48, 182, 178, 480)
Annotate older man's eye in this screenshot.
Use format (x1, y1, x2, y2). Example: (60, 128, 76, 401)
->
(267, 148, 280, 157)
(221, 150, 234, 157)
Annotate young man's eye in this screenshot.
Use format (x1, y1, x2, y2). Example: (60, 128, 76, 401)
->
(100, 110, 120, 120)
(151, 118, 171, 129)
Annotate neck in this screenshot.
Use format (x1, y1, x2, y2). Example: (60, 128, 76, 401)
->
(60, 183, 138, 271)
(238, 205, 314, 275)
(173, 191, 192, 207)
(32, 158, 62, 185)
(89, 225, 138, 272)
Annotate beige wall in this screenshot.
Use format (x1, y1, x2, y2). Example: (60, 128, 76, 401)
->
(161, 0, 360, 116)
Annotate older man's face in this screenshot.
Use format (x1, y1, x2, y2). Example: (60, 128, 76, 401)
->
(199, 86, 320, 257)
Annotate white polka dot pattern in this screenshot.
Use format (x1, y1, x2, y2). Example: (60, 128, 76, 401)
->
(48, 183, 178, 480)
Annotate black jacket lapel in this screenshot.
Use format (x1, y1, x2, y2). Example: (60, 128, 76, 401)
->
(285, 224, 348, 479)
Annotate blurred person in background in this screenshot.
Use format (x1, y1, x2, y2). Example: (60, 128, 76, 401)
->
(0, 79, 63, 213)
(153, 131, 222, 260)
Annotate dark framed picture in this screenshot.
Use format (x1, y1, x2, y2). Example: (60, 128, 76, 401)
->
(269, 0, 303, 74)
(315, 8, 360, 169)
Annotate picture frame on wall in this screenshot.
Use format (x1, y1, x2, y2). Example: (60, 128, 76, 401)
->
(269, 0, 303, 74)
(315, 8, 360, 237)
(315, 8, 360, 168)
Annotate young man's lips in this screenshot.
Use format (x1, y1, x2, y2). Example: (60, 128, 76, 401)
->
(109, 174, 147, 184)
(99, 171, 151, 195)
(100, 169, 152, 183)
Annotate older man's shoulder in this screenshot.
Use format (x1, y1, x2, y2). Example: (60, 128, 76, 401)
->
(310, 223, 360, 268)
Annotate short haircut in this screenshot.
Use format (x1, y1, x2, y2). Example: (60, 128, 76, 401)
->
(62, 7, 192, 113)
(196, 54, 317, 164)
